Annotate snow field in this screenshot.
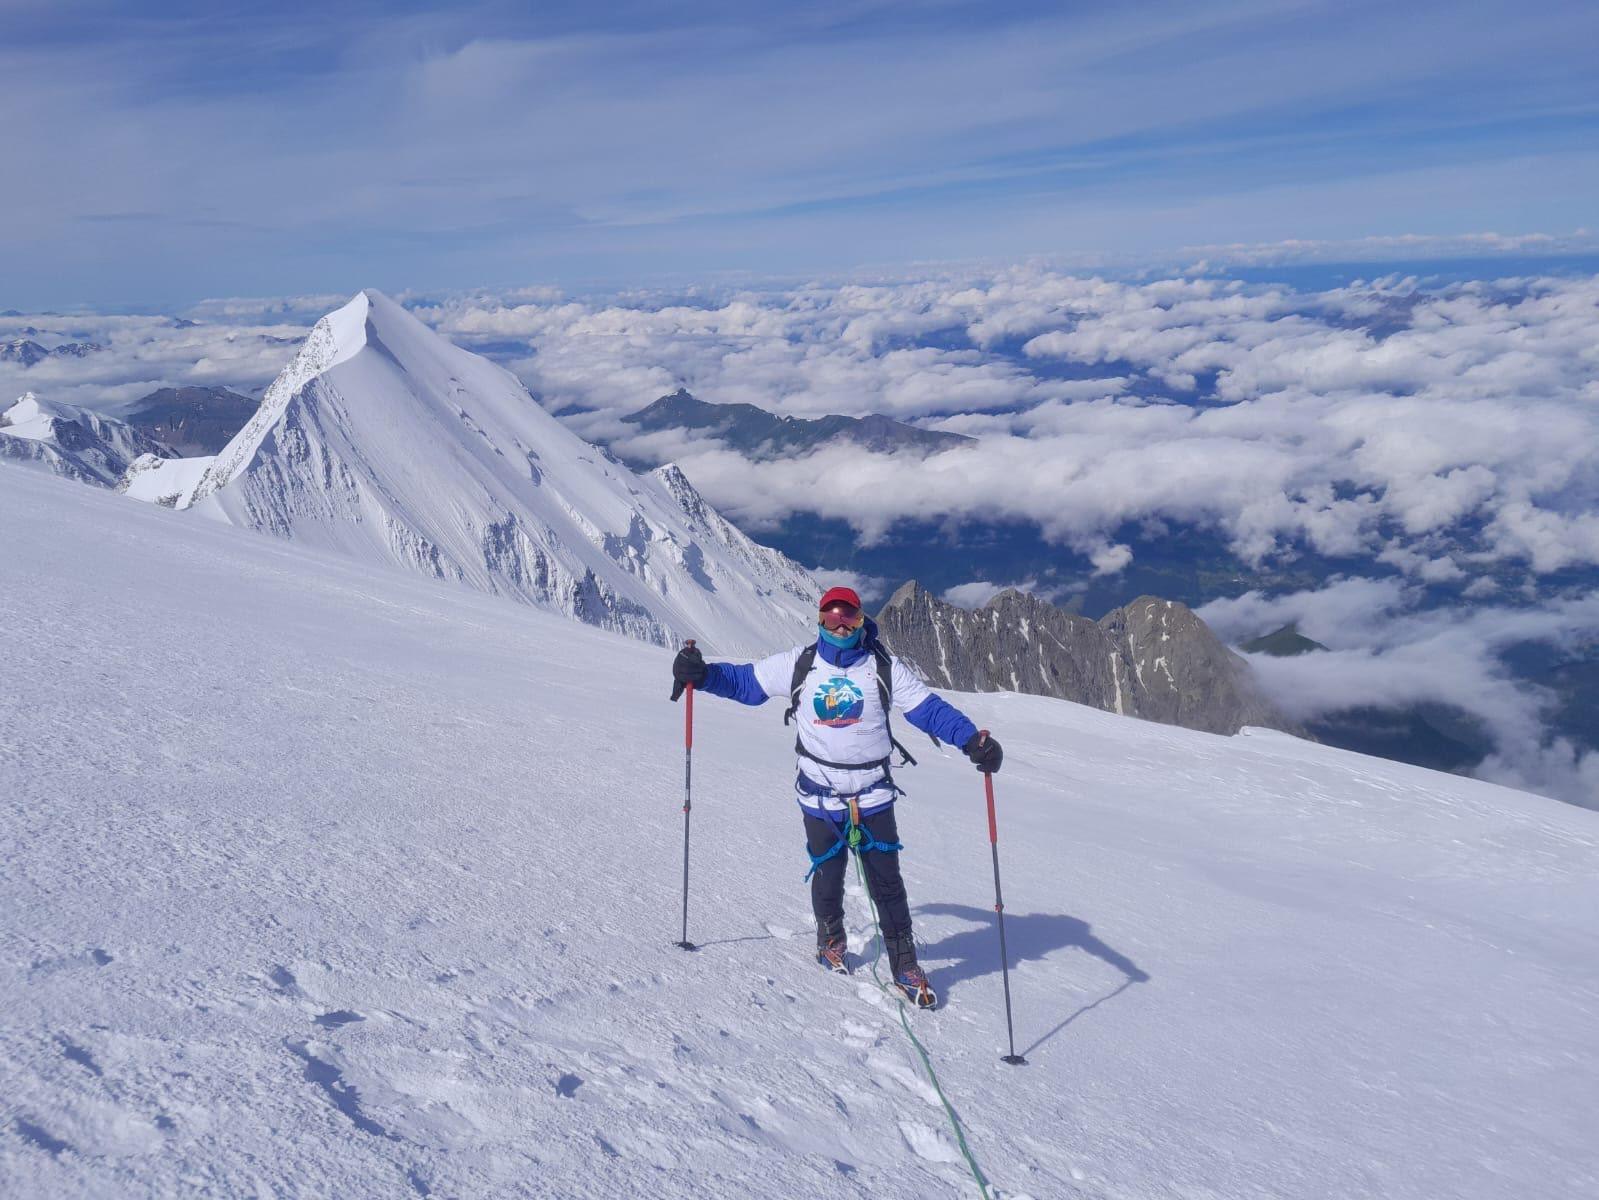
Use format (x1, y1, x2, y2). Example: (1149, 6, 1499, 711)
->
(2, 463, 1598, 1199)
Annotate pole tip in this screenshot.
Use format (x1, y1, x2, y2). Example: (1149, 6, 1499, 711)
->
(1001, 1054, 1027, 1066)
(675, 941, 699, 952)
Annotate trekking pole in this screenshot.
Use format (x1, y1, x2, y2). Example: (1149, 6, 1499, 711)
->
(980, 731, 1025, 1065)
(675, 640, 698, 952)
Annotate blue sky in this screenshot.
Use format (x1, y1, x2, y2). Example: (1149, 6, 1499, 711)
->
(4, 0, 1597, 306)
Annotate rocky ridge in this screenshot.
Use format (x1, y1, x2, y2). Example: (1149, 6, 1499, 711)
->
(876, 580, 1296, 736)
(621, 388, 973, 461)
(0, 393, 178, 487)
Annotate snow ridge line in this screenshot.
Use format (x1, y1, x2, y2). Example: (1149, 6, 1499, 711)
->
(850, 848, 993, 1198)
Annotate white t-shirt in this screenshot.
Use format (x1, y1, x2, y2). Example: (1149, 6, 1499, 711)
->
(753, 646, 933, 810)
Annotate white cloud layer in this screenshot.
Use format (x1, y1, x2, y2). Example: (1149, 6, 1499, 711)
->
(17, 266, 1599, 589)
(7, 264, 1598, 805)
(411, 269, 1599, 583)
(0, 311, 304, 415)
(1201, 581, 1599, 808)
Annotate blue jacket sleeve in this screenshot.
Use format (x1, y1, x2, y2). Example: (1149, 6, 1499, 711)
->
(903, 693, 978, 749)
(699, 662, 770, 707)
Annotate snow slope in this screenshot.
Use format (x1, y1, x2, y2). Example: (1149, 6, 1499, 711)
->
(3, 464, 1597, 1199)
(138, 289, 817, 655)
(117, 452, 218, 507)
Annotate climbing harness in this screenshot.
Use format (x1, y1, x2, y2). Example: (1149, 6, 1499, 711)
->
(802, 796, 903, 882)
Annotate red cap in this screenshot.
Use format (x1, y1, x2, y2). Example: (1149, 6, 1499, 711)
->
(818, 586, 862, 611)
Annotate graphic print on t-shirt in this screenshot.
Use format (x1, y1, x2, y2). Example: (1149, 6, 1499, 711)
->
(813, 676, 866, 727)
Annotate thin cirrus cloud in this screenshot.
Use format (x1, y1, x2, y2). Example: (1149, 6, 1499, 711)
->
(3, 1, 1598, 304)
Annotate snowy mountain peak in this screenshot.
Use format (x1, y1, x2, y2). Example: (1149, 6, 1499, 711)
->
(140, 290, 819, 653)
(650, 462, 710, 520)
(3, 391, 66, 427)
(317, 288, 375, 361)
(187, 291, 377, 502)
(1, 391, 178, 487)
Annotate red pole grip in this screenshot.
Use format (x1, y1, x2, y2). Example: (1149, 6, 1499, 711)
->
(980, 729, 998, 844)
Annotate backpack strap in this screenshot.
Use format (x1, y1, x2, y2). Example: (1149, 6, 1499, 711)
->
(783, 644, 819, 727)
(783, 638, 930, 768)
(873, 638, 933, 765)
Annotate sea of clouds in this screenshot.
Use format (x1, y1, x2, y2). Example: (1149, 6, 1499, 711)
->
(4, 264, 1596, 805)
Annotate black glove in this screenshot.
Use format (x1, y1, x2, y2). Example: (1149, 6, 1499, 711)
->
(670, 644, 707, 701)
(963, 732, 1003, 774)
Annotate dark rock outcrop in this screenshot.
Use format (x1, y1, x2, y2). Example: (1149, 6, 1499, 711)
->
(0, 339, 103, 365)
(1242, 624, 1329, 657)
(876, 580, 1297, 736)
(622, 388, 972, 461)
(124, 386, 259, 454)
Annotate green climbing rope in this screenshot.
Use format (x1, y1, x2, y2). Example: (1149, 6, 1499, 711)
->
(849, 837, 994, 1199)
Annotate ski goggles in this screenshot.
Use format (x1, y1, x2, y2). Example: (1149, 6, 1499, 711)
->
(819, 601, 865, 633)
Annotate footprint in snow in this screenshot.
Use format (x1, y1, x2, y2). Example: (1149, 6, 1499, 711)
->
(27, 948, 114, 978)
(267, 965, 303, 997)
(869, 1050, 942, 1107)
(855, 981, 894, 1012)
(838, 1019, 878, 1049)
(898, 1120, 964, 1165)
(14, 1117, 74, 1157)
(56, 1035, 103, 1077)
(314, 1010, 365, 1029)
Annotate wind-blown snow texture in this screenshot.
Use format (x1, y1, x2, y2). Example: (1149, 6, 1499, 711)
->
(150, 289, 818, 656)
(3, 465, 1597, 1199)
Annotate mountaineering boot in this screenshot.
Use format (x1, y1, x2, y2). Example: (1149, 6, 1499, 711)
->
(885, 933, 938, 1008)
(816, 916, 848, 974)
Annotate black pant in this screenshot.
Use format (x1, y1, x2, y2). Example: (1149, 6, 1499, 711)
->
(804, 805, 912, 943)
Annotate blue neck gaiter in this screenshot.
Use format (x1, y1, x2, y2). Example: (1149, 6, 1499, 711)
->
(819, 624, 864, 650)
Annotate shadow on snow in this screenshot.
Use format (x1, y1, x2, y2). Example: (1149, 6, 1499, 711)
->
(913, 902, 1149, 1058)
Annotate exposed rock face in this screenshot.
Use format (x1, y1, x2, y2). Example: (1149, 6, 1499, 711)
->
(124, 386, 259, 454)
(1242, 624, 1329, 657)
(0, 339, 49, 367)
(0, 393, 179, 487)
(0, 339, 104, 366)
(876, 581, 1297, 736)
(621, 388, 973, 461)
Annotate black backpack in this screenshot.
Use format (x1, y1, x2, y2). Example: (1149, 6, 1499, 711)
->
(783, 639, 929, 773)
